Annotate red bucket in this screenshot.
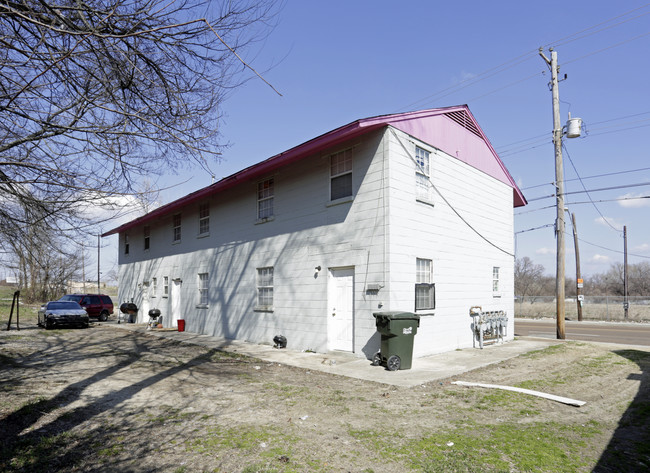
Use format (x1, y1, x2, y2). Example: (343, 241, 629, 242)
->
(177, 319, 185, 332)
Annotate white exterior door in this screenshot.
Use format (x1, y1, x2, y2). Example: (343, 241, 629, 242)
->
(328, 267, 354, 352)
(140, 284, 150, 324)
(171, 279, 182, 325)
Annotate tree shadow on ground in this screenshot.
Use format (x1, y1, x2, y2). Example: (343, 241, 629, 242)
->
(593, 349, 650, 472)
(0, 328, 251, 472)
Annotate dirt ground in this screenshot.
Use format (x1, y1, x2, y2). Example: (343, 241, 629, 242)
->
(1, 323, 649, 473)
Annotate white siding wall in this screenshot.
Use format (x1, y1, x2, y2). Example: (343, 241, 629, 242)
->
(116, 125, 516, 359)
(118, 130, 389, 357)
(384, 128, 515, 357)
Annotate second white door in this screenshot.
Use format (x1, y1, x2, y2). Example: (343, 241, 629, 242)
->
(328, 267, 354, 352)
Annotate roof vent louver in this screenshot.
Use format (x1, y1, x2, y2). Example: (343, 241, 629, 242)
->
(444, 110, 483, 139)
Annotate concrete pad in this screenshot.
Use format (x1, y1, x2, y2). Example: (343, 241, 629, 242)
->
(110, 322, 560, 387)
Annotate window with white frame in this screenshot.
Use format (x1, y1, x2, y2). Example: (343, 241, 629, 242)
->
(151, 277, 157, 297)
(493, 267, 500, 294)
(257, 178, 274, 220)
(172, 214, 181, 242)
(124, 234, 130, 255)
(415, 258, 435, 311)
(163, 276, 169, 297)
(415, 146, 432, 202)
(330, 148, 353, 201)
(198, 273, 208, 306)
(256, 267, 274, 310)
(144, 226, 150, 250)
(199, 203, 209, 235)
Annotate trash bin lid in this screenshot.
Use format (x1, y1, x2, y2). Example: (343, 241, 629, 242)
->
(373, 311, 420, 320)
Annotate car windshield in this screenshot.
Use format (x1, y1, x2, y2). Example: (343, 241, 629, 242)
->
(59, 295, 82, 303)
(47, 301, 82, 310)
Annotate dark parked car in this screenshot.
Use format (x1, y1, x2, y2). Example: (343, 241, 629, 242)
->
(38, 301, 90, 329)
(58, 294, 114, 321)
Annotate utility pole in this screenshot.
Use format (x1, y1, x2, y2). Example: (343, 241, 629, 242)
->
(540, 47, 566, 339)
(571, 213, 583, 321)
(623, 225, 630, 320)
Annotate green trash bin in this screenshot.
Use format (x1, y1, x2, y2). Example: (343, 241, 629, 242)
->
(372, 311, 420, 371)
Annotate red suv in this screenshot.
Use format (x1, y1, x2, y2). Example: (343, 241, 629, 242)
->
(58, 294, 114, 321)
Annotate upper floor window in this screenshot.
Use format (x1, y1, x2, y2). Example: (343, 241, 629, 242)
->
(172, 214, 181, 242)
(415, 146, 433, 203)
(257, 178, 274, 220)
(199, 203, 210, 235)
(330, 149, 353, 201)
(415, 258, 435, 311)
(198, 272, 208, 306)
(124, 234, 130, 255)
(256, 267, 274, 310)
(144, 226, 150, 251)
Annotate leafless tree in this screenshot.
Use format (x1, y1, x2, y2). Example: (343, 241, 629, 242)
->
(602, 263, 625, 296)
(3, 206, 84, 301)
(514, 256, 546, 302)
(0, 0, 279, 297)
(628, 261, 650, 296)
(514, 257, 650, 303)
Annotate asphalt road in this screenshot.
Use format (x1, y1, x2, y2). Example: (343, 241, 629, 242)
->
(515, 319, 650, 347)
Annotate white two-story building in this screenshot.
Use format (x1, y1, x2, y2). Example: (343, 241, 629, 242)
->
(103, 106, 526, 360)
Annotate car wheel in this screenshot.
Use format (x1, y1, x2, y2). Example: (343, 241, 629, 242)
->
(99, 311, 108, 322)
(386, 355, 401, 371)
(45, 319, 53, 330)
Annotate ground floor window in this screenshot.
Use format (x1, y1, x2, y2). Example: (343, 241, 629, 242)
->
(198, 273, 208, 306)
(415, 258, 435, 310)
(493, 266, 500, 296)
(256, 267, 274, 310)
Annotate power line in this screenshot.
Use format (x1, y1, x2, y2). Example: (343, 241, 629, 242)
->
(499, 121, 650, 157)
(464, 72, 544, 104)
(521, 166, 650, 191)
(526, 180, 650, 202)
(516, 204, 556, 215)
(496, 111, 650, 157)
(552, 6, 650, 48)
(396, 5, 650, 112)
(564, 30, 650, 66)
(574, 233, 650, 260)
(569, 195, 650, 205)
(515, 227, 650, 260)
(587, 118, 650, 134)
(588, 110, 650, 127)
(585, 121, 650, 138)
(515, 224, 554, 234)
(390, 128, 514, 257)
(395, 53, 538, 112)
(516, 195, 650, 215)
(563, 142, 620, 232)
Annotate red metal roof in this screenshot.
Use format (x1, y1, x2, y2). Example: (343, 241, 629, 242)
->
(102, 105, 526, 237)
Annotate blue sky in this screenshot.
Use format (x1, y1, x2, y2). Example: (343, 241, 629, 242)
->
(99, 0, 650, 281)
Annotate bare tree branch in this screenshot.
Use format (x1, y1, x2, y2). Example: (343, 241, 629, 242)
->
(0, 0, 281, 297)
